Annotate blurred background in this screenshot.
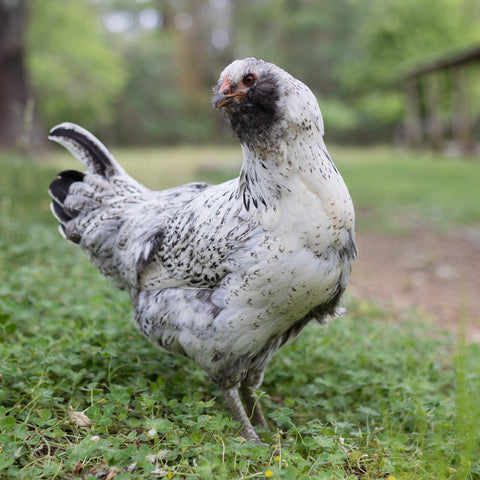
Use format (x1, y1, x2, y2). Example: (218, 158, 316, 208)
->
(1, 0, 480, 151)
(1, 0, 480, 339)
(2, 4, 480, 475)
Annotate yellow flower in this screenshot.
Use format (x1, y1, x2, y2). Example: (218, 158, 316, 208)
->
(265, 469, 274, 478)
(275, 455, 280, 462)
(167, 473, 172, 479)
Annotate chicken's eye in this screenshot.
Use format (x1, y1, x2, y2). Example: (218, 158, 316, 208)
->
(243, 73, 256, 87)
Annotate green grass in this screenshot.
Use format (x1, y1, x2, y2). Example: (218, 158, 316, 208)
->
(330, 146, 480, 233)
(1, 148, 480, 479)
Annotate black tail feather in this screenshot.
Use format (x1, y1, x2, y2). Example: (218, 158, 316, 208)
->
(48, 123, 117, 177)
(48, 170, 85, 244)
(49, 170, 85, 204)
(51, 198, 73, 223)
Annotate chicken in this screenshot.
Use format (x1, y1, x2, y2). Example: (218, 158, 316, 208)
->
(48, 57, 357, 443)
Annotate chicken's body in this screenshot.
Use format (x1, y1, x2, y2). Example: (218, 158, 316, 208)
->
(49, 58, 356, 443)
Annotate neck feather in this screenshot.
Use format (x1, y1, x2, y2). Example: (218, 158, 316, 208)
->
(236, 133, 340, 214)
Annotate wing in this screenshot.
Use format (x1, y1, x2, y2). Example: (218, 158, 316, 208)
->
(138, 179, 259, 291)
(63, 178, 212, 291)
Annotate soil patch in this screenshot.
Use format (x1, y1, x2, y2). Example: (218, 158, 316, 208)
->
(349, 226, 480, 342)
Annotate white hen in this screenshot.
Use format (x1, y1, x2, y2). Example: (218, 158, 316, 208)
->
(48, 57, 357, 443)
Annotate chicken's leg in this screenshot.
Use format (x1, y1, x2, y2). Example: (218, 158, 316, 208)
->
(221, 387, 261, 443)
(240, 382, 269, 429)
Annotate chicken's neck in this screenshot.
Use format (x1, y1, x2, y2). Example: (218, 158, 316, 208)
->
(237, 135, 347, 215)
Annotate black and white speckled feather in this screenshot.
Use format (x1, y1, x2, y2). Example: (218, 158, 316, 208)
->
(48, 58, 357, 443)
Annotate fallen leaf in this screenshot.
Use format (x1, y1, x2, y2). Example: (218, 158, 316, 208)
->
(68, 406, 92, 427)
(72, 461, 83, 474)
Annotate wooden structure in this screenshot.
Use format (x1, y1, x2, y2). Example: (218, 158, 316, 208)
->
(402, 45, 480, 153)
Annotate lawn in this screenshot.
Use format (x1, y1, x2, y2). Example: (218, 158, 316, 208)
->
(1, 145, 479, 479)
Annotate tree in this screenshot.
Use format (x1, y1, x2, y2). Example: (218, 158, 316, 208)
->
(26, 0, 127, 136)
(343, 0, 480, 89)
(104, 0, 230, 144)
(233, 0, 480, 143)
(0, 0, 43, 150)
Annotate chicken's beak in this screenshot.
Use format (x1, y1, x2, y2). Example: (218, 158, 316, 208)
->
(214, 74, 244, 109)
(214, 92, 234, 110)
(214, 90, 247, 109)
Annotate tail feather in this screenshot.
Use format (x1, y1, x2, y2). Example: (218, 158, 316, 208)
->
(47, 122, 149, 290)
(47, 123, 131, 246)
(49, 169, 85, 204)
(50, 198, 72, 223)
(48, 122, 123, 177)
(49, 170, 87, 244)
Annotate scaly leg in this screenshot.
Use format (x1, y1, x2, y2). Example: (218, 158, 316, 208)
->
(221, 387, 261, 443)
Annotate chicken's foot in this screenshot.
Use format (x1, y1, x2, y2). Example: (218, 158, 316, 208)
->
(221, 387, 262, 443)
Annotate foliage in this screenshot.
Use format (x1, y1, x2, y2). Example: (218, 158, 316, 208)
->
(110, 30, 215, 145)
(348, 0, 480, 86)
(22, 0, 480, 144)
(233, 1, 358, 94)
(1, 148, 480, 478)
(26, 0, 127, 132)
(234, 0, 480, 142)
(317, 97, 357, 134)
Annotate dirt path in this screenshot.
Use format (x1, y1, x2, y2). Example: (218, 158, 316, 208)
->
(349, 226, 480, 342)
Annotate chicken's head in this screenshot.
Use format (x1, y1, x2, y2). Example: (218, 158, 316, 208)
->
(213, 58, 286, 146)
(213, 57, 323, 149)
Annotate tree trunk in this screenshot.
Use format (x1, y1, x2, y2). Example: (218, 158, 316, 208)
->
(0, 0, 43, 151)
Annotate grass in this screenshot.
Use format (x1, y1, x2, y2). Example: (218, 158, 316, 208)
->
(330, 146, 480, 233)
(1, 146, 480, 479)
